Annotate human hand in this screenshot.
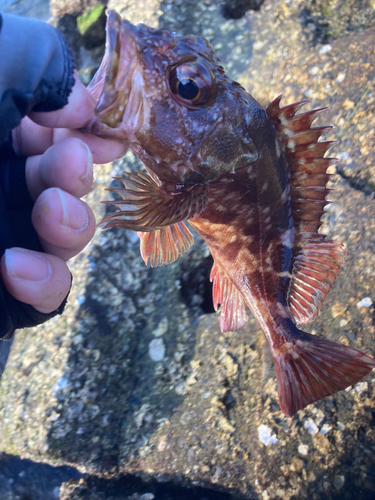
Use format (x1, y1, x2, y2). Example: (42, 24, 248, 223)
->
(0, 75, 127, 315)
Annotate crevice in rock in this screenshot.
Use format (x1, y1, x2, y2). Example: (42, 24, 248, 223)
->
(221, 0, 265, 19)
(0, 453, 82, 500)
(179, 254, 215, 314)
(298, 0, 375, 47)
(60, 472, 248, 499)
(336, 168, 375, 196)
(0, 453, 248, 500)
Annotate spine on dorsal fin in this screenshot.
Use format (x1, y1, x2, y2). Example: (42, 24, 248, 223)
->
(266, 96, 336, 235)
(210, 262, 248, 332)
(273, 326, 375, 417)
(267, 96, 346, 323)
(100, 170, 208, 232)
(138, 222, 194, 267)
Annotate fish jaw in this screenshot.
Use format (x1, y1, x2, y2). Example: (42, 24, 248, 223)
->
(86, 10, 149, 144)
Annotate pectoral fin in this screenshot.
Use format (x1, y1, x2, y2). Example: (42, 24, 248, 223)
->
(100, 170, 208, 232)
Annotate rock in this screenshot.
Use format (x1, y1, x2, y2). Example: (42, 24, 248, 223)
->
(50, 0, 106, 18)
(76, 4, 107, 49)
(2, 1, 375, 499)
(298, 0, 375, 46)
(0, 0, 50, 21)
(59, 475, 240, 499)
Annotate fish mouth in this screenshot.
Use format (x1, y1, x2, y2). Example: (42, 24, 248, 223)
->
(87, 10, 142, 136)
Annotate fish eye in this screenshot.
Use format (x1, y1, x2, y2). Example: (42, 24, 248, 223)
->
(169, 61, 214, 107)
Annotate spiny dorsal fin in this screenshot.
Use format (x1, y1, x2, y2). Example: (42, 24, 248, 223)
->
(210, 262, 248, 332)
(100, 170, 208, 232)
(266, 96, 345, 324)
(138, 222, 194, 267)
(266, 95, 336, 236)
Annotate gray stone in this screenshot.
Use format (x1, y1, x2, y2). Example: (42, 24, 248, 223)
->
(1, 1, 375, 499)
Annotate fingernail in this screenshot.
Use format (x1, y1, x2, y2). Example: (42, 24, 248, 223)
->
(55, 188, 89, 231)
(5, 248, 51, 282)
(78, 140, 93, 184)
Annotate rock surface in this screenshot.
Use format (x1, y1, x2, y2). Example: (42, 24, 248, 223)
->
(0, 0, 50, 20)
(1, 0, 375, 499)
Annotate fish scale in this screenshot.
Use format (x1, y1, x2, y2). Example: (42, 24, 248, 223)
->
(87, 10, 375, 418)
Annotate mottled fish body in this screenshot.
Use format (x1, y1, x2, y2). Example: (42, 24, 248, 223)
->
(87, 10, 375, 417)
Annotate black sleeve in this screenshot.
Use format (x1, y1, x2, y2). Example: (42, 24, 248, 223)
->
(0, 138, 70, 340)
(0, 12, 75, 340)
(0, 11, 75, 144)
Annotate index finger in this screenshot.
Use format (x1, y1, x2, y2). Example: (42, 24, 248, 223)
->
(14, 118, 128, 164)
(28, 73, 96, 129)
(13, 79, 128, 163)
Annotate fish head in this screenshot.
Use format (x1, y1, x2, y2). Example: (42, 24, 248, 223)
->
(88, 10, 268, 184)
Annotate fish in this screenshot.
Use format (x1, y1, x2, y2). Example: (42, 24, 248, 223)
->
(87, 10, 375, 417)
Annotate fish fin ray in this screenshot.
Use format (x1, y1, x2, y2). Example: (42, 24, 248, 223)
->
(273, 330, 375, 417)
(138, 222, 194, 267)
(287, 239, 346, 324)
(210, 262, 248, 332)
(267, 97, 346, 321)
(266, 96, 335, 235)
(100, 171, 208, 231)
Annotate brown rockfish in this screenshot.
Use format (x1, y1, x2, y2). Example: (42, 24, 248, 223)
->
(87, 10, 375, 417)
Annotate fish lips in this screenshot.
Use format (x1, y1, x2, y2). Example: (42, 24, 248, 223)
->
(87, 11, 140, 131)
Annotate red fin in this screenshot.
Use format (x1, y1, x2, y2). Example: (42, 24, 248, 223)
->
(266, 97, 336, 236)
(210, 262, 248, 332)
(100, 171, 208, 231)
(273, 330, 375, 417)
(287, 239, 346, 324)
(292, 141, 336, 159)
(267, 97, 346, 320)
(138, 222, 194, 267)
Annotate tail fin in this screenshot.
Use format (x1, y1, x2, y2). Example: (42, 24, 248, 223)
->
(273, 330, 375, 417)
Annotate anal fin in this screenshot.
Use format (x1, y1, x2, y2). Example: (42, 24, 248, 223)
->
(273, 329, 375, 417)
(210, 262, 248, 332)
(287, 239, 345, 324)
(138, 222, 194, 267)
